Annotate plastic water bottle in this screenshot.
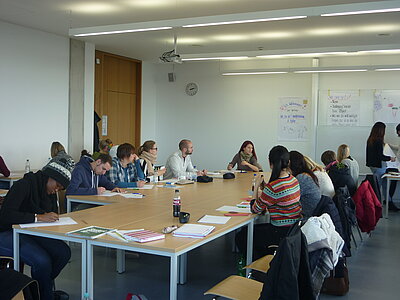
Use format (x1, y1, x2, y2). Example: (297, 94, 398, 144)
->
(237, 255, 246, 277)
(251, 173, 257, 192)
(173, 189, 181, 217)
(25, 159, 31, 173)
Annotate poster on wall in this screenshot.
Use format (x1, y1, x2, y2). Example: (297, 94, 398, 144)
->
(278, 97, 309, 141)
(374, 90, 400, 124)
(327, 91, 360, 126)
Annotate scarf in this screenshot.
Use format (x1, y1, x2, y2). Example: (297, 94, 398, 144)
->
(240, 151, 253, 163)
(23, 171, 57, 214)
(139, 151, 157, 176)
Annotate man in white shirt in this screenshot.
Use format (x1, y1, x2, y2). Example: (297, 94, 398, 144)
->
(164, 139, 207, 179)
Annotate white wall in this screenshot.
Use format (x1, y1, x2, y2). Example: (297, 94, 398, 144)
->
(141, 55, 400, 172)
(147, 61, 313, 171)
(0, 21, 70, 171)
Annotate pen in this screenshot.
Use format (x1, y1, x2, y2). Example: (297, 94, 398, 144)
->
(197, 215, 205, 222)
(82, 220, 88, 224)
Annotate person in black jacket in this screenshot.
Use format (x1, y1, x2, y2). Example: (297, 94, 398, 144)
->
(321, 150, 357, 196)
(0, 155, 74, 300)
(366, 121, 398, 210)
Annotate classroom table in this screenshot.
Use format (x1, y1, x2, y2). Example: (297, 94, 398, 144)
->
(0, 189, 8, 196)
(14, 172, 264, 300)
(0, 172, 25, 188)
(383, 173, 400, 218)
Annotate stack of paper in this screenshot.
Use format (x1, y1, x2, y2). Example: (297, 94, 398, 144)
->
(122, 229, 165, 243)
(173, 224, 215, 238)
(198, 215, 231, 224)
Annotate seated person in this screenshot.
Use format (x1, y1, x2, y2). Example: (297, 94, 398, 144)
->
(66, 153, 121, 195)
(304, 155, 335, 199)
(92, 139, 113, 160)
(337, 144, 359, 186)
(0, 155, 10, 177)
(107, 143, 146, 188)
(138, 140, 166, 180)
(236, 145, 302, 260)
(321, 150, 357, 196)
(228, 140, 263, 172)
(164, 139, 207, 179)
(50, 141, 74, 164)
(289, 151, 321, 217)
(0, 156, 74, 300)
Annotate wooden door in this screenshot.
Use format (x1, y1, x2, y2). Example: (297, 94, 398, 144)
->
(94, 51, 141, 148)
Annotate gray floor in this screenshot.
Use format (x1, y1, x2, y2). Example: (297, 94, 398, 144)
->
(54, 211, 400, 300)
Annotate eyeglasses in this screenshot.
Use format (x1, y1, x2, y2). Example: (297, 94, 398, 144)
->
(151, 147, 158, 150)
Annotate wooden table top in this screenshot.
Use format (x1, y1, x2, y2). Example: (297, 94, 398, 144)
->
(15, 172, 271, 253)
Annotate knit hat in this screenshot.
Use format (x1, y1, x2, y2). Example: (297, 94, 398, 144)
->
(42, 155, 75, 189)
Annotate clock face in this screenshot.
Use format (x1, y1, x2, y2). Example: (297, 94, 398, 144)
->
(185, 82, 198, 96)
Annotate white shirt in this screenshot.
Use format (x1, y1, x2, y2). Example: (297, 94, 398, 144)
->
(164, 151, 197, 179)
(314, 170, 335, 199)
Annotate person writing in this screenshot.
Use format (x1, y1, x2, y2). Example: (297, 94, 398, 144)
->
(164, 139, 207, 179)
(108, 143, 146, 188)
(227, 140, 262, 172)
(66, 153, 122, 195)
(138, 140, 166, 180)
(0, 156, 74, 300)
(235, 145, 302, 259)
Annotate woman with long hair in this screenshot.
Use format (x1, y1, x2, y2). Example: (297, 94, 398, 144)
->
(304, 155, 335, 198)
(235, 145, 302, 259)
(366, 122, 397, 210)
(289, 151, 321, 217)
(337, 144, 359, 185)
(138, 140, 166, 179)
(227, 140, 262, 172)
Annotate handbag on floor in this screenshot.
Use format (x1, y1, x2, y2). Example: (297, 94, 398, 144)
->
(320, 258, 349, 296)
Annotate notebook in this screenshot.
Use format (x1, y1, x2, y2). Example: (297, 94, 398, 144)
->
(67, 226, 114, 239)
(173, 224, 215, 238)
(122, 229, 165, 243)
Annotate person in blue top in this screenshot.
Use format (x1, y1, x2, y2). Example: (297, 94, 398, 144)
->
(107, 143, 146, 188)
(66, 153, 121, 195)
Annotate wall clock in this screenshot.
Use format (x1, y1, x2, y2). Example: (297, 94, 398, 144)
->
(185, 82, 198, 96)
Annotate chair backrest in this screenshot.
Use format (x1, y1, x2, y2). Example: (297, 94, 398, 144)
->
(0, 268, 40, 300)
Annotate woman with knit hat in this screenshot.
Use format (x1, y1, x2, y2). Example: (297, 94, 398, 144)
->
(0, 155, 74, 300)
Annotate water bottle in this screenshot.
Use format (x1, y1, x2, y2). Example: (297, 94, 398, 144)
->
(237, 255, 246, 277)
(251, 173, 257, 192)
(25, 159, 31, 173)
(173, 189, 181, 217)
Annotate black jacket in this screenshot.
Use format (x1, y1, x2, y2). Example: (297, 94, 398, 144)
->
(259, 221, 316, 300)
(326, 163, 356, 196)
(0, 171, 57, 231)
(366, 140, 390, 168)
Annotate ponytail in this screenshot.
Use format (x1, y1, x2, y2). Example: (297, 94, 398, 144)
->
(268, 145, 290, 183)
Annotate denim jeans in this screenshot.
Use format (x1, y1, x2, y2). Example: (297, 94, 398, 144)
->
(370, 167, 388, 201)
(0, 230, 71, 300)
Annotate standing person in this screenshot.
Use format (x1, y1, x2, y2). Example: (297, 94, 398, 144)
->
(337, 144, 359, 186)
(304, 155, 335, 199)
(164, 139, 207, 179)
(0, 156, 74, 300)
(366, 122, 397, 209)
(66, 154, 121, 195)
(235, 145, 302, 260)
(92, 139, 113, 160)
(227, 140, 263, 172)
(108, 143, 146, 188)
(321, 150, 357, 196)
(289, 151, 321, 217)
(138, 140, 166, 179)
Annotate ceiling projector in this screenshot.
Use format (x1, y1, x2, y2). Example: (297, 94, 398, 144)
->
(159, 49, 182, 63)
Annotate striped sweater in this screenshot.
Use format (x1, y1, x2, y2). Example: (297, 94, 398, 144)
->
(252, 175, 302, 227)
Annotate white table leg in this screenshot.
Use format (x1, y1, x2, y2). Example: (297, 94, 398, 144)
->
(13, 230, 20, 271)
(86, 242, 93, 300)
(116, 249, 125, 273)
(246, 219, 254, 276)
(386, 177, 390, 219)
(81, 241, 88, 300)
(178, 253, 187, 284)
(67, 198, 72, 213)
(170, 255, 178, 300)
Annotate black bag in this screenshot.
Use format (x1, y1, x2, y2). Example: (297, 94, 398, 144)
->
(196, 175, 213, 183)
(223, 172, 235, 179)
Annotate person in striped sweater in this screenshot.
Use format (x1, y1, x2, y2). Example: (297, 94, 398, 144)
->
(236, 145, 302, 260)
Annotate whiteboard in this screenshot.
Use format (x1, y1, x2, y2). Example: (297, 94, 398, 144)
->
(316, 90, 400, 174)
(374, 90, 400, 124)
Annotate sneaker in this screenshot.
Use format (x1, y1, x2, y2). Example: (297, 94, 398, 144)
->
(54, 290, 69, 300)
(389, 201, 400, 212)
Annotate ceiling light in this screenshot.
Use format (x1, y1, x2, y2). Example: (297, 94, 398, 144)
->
(222, 72, 288, 75)
(375, 68, 400, 71)
(257, 52, 348, 58)
(321, 8, 400, 17)
(294, 69, 367, 73)
(73, 27, 172, 37)
(182, 16, 307, 28)
(357, 49, 400, 54)
(182, 56, 248, 61)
